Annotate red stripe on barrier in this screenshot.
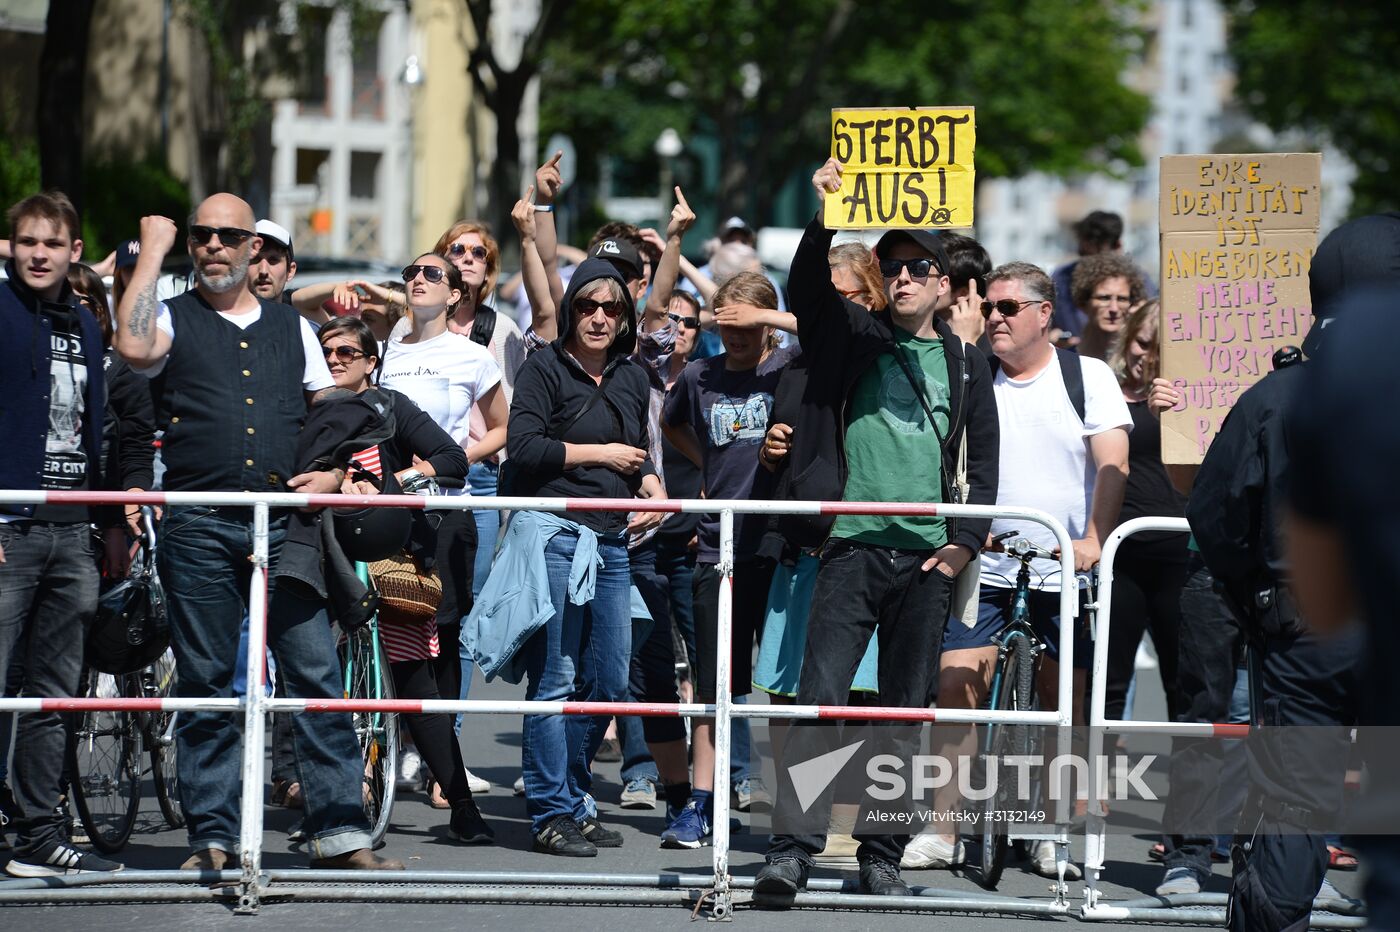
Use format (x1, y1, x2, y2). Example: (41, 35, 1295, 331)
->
(1212, 723, 1250, 738)
(816, 705, 943, 722)
(41, 697, 178, 711)
(818, 502, 941, 517)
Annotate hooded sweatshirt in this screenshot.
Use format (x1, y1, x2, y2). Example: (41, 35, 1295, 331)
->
(506, 258, 656, 534)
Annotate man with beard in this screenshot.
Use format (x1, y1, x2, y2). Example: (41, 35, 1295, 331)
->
(247, 219, 297, 304)
(114, 194, 402, 872)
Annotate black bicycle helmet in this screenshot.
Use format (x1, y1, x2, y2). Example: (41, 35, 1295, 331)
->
(333, 467, 413, 562)
(86, 572, 170, 675)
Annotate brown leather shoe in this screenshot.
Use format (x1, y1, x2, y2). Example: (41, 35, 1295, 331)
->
(310, 847, 405, 871)
(181, 848, 232, 871)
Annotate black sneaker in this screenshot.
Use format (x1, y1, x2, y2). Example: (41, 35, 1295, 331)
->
(753, 856, 810, 899)
(533, 815, 597, 857)
(448, 800, 495, 844)
(858, 856, 911, 896)
(577, 814, 623, 848)
(5, 841, 123, 877)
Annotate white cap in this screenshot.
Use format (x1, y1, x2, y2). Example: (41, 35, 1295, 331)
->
(721, 215, 752, 233)
(255, 219, 294, 259)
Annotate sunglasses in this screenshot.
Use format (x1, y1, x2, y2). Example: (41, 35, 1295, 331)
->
(575, 298, 626, 319)
(448, 242, 490, 263)
(402, 264, 448, 284)
(321, 345, 369, 363)
(879, 257, 939, 280)
(980, 299, 1043, 320)
(667, 313, 700, 330)
(189, 225, 254, 247)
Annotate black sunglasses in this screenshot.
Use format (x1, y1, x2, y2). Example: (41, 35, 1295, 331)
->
(402, 264, 447, 284)
(321, 345, 369, 363)
(879, 257, 939, 280)
(448, 242, 489, 263)
(980, 299, 1042, 320)
(189, 225, 254, 247)
(667, 313, 700, 330)
(575, 298, 626, 319)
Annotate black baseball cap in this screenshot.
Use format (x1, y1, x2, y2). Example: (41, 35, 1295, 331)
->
(114, 239, 141, 271)
(588, 237, 644, 281)
(873, 230, 951, 277)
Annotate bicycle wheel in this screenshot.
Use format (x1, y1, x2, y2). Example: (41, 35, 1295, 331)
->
(67, 669, 144, 854)
(145, 649, 184, 828)
(342, 624, 398, 847)
(978, 634, 1037, 889)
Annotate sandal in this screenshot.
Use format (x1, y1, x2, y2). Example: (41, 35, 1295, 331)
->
(1149, 841, 1229, 863)
(1328, 845, 1359, 871)
(271, 779, 304, 810)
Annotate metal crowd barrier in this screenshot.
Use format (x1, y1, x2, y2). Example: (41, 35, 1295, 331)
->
(0, 490, 1085, 920)
(1080, 517, 1365, 927)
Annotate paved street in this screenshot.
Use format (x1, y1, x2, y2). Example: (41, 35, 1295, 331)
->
(1, 666, 1363, 929)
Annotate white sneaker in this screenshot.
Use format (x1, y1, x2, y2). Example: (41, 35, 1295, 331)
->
(513, 775, 525, 796)
(465, 768, 492, 794)
(1155, 866, 1202, 896)
(397, 748, 423, 790)
(1031, 839, 1083, 881)
(900, 833, 965, 869)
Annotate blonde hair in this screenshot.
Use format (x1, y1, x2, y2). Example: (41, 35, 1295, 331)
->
(433, 220, 500, 303)
(827, 242, 887, 311)
(1108, 298, 1160, 388)
(713, 270, 781, 349)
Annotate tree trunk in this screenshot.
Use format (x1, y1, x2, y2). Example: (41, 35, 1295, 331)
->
(490, 72, 528, 265)
(37, 0, 96, 218)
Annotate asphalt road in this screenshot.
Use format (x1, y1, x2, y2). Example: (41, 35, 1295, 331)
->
(1, 663, 1364, 930)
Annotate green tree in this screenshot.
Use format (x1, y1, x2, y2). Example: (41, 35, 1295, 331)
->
(1221, 0, 1400, 215)
(539, 0, 1151, 230)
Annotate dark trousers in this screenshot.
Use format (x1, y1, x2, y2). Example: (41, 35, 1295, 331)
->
(0, 521, 97, 857)
(768, 540, 953, 867)
(1228, 628, 1362, 930)
(432, 510, 477, 709)
(1164, 555, 1247, 878)
(1104, 548, 1186, 723)
(391, 659, 472, 807)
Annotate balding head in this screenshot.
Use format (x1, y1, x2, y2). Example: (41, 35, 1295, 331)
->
(188, 193, 260, 295)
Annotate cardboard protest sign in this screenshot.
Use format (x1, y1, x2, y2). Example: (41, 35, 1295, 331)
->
(1158, 153, 1321, 464)
(824, 107, 976, 229)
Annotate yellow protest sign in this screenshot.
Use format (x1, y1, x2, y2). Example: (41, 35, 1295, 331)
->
(823, 106, 976, 229)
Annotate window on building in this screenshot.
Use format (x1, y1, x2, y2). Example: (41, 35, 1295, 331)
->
(1183, 0, 1194, 28)
(1179, 73, 1192, 95)
(351, 12, 385, 120)
(349, 151, 381, 200)
(296, 148, 331, 188)
(297, 6, 334, 114)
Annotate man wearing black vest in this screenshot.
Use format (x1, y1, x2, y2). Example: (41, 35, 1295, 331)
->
(114, 193, 400, 872)
(0, 192, 122, 877)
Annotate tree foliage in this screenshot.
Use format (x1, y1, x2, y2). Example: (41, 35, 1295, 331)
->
(1221, 0, 1400, 216)
(539, 0, 1152, 229)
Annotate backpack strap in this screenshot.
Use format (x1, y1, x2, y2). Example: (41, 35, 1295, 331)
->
(469, 305, 498, 348)
(987, 348, 1086, 423)
(1055, 346, 1086, 423)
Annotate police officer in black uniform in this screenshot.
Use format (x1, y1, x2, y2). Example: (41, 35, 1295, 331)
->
(1188, 218, 1386, 930)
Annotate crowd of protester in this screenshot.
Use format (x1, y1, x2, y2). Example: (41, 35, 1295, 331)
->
(0, 147, 1391, 927)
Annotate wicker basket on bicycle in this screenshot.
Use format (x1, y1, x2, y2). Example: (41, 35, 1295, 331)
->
(367, 551, 442, 625)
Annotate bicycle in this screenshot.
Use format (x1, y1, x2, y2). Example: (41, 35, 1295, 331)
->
(976, 532, 1059, 889)
(338, 561, 399, 849)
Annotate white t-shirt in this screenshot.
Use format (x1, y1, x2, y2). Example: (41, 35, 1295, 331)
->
(979, 351, 1132, 593)
(133, 303, 334, 391)
(377, 330, 501, 447)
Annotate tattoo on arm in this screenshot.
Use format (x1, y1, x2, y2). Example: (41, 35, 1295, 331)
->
(128, 284, 157, 338)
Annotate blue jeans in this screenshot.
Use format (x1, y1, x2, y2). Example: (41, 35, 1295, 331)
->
(520, 528, 631, 833)
(0, 521, 97, 857)
(159, 506, 371, 858)
(457, 461, 501, 709)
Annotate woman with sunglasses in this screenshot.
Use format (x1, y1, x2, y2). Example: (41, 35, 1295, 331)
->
(315, 314, 495, 844)
(480, 257, 664, 857)
(378, 253, 508, 804)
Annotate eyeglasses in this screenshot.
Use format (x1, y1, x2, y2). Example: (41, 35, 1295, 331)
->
(879, 257, 942, 280)
(1091, 293, 1132, 305)
(575, 298, 626, 319)
(189, 225, 254, 247)
(402, 264, 447, 284)
(667, 313, 700, 330)
(321, 345, 369, 363)
(448, 243, 489, 263)
(980, 299, 1043, 320)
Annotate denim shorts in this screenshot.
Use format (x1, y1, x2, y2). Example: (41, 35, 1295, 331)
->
(942, 584, 1092, 669)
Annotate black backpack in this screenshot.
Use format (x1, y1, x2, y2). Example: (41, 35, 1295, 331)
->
(989, 346, 1086, 422)
(469, 305, 498, 348)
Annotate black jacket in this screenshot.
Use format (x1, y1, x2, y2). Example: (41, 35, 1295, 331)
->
(769, 214, 999, 554)
(507, 259, 656, 535)
(102, 350, 157, 493)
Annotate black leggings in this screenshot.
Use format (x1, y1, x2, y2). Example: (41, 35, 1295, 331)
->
(391, 658, 471, 807)
(1103, 546, 1186, 723)
(432, 510, 477, 708)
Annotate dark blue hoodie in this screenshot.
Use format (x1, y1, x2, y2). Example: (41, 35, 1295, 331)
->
(506, 258, 656, 534)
